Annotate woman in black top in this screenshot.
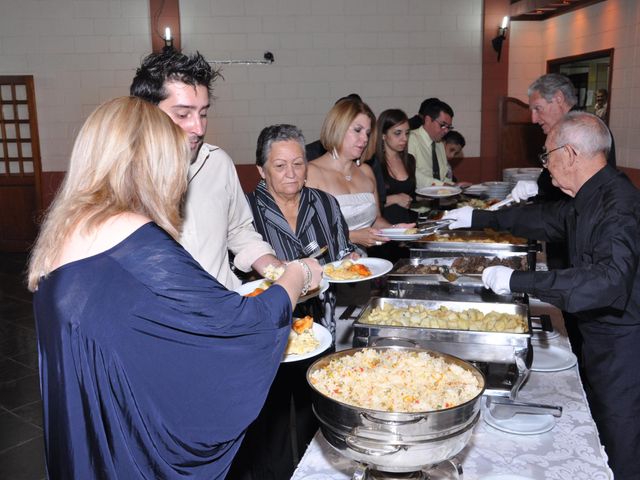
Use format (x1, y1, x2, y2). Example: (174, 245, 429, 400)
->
(374, 109, 418, 224)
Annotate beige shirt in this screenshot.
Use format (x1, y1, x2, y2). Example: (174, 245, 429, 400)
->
(181, 144, 275, 289)
(408, 127, 453, 189)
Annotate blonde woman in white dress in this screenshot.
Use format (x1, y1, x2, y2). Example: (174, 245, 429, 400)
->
(306, 98, 412, 248)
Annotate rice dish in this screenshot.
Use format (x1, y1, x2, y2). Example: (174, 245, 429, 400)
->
(309, 349, 482, 412)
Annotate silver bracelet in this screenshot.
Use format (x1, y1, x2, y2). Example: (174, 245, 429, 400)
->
(290, 259, 312, 295)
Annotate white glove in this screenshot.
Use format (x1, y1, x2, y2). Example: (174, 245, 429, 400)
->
(482, 266, 514, 295)
(442, 206, 474, 229)
(510, 180, 538, 202)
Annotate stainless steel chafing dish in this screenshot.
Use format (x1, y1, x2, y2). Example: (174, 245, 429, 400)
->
(392, 253, 528, 280)
(352, 297, 533, 399)
(307, 346, 485, 474)
(385, 277, 525, 304)
(409, 229, 535, 254)
(385, 254, 529, 303)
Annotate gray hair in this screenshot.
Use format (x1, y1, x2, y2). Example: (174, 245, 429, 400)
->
(551, 111, 611, 158)
(528, 73, 578, 107)
(255, 124, 306, 167)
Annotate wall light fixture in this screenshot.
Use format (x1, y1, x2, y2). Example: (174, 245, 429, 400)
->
(491, 16, 509, 62)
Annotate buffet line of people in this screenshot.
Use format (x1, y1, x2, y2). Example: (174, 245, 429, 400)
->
(27, 50, 639, 480)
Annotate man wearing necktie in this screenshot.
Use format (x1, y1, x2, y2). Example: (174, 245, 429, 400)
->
(408, 97, 455, 188)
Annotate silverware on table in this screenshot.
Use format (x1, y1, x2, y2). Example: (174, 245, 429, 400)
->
(486, 396, 563, 420)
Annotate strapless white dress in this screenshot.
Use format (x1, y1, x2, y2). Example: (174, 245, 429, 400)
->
(335, 192, 377, 230)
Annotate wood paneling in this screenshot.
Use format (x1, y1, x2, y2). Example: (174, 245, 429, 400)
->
(497, 96, 546, 171)
(481, 0, 511, 181)
(149, 0, 181, 53)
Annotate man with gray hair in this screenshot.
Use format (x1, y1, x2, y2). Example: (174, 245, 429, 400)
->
(512, 73, 617, 202)
(443, 111, 640, 478)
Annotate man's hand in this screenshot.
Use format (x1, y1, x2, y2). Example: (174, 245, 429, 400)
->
(510, 180, 538, 202)
(482, 266, 514, 295)
(442, 206, 474, 229)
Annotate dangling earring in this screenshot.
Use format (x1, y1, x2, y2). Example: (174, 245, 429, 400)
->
(331, 148, 339, 161)
(356, 158, 361, 166)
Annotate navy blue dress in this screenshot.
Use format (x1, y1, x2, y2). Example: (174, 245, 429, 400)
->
(33, 223, 292, 479)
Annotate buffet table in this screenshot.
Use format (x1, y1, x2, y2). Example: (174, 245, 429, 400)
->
(291, 299, 613, 480)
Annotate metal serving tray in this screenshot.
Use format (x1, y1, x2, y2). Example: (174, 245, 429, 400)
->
(385, 278, 526, 304)
(352, 297, 532, 399)
(388, 254, 530, 287)
(409, 230, 532, 254)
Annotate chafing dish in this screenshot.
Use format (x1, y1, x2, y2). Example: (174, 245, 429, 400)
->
(307, 346, 485, 474)
(385, 277, 525, 304)
(409, 229, 535, 254)
(390, 253, 529, 282)
(352, 297, 533, 399)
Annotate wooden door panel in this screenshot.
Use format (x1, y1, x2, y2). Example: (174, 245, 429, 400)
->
(0, 76, 42, 252)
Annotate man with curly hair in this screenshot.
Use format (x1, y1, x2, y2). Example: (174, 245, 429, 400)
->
(131, 51, 281, 288)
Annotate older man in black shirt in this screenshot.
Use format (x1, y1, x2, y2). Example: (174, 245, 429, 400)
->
(444, 111, 640, 479)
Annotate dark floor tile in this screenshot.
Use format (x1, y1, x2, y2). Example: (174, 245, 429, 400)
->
(0, 435, 46, 480)
(0, 329, 37, 357)
(0, 411, 42, 452)
(0, 358, 35, 383)
(6, 314, 37, 332)
(0, 374, 41, 410)
(0, 300, 34, 322)
(0, 252, 28, 271)
(0, 288, 32, 305)
(11, 400, 43, 429)
(11, 351, 39, 370)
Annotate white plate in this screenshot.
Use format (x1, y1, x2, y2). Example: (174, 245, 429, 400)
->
(378, 228, 426, 241)
(483, 405, 556, 435)
(464, 184, 488, 195)
(323, 258, 393, 283)
(531, 345, 577, 372)
(282, 323, 332, 363)
(235, 278, 329, 303)
(415, 186, 462, 198)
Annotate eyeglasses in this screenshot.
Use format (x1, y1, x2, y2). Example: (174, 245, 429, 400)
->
(538, 145, 566, 167)
(434, 120, 454, 130)
(434, 119, 454, 131)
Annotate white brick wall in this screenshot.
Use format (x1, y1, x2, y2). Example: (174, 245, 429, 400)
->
(0, 0, 482, 171)
(507, 0, 640, 169)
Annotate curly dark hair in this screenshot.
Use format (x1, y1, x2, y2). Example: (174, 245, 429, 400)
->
(130, 51, 221, 105)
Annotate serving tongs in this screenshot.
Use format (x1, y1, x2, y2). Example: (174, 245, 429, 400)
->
(417, 218, 455, 235)
(486, 396, 563, 420)
(487, 195, 516, 211)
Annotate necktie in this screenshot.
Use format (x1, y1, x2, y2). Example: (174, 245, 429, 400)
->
(431, 141, 441, 180)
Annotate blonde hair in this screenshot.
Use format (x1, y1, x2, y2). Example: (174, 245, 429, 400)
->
(320, 98, 376, 161)
(27, 96, 190, 291)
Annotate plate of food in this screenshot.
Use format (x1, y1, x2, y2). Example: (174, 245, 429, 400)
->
(282, 316, 332, 362)
(415, 186, 462, 198)
(236, 278, 330, 303)
(323, 258, 393, 283)
(378, 227, 425, 241)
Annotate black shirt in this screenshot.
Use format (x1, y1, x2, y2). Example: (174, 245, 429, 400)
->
(473, 165, 640, 477)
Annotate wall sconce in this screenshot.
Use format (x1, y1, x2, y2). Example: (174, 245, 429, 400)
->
(163, 27, 175, 53)
(491, 16, 509, 62)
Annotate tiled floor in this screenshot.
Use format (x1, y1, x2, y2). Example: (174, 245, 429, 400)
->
(0, 253, 46, 480)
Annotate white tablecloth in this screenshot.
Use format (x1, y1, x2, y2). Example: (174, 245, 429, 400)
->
(291, 300, 613, 480)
